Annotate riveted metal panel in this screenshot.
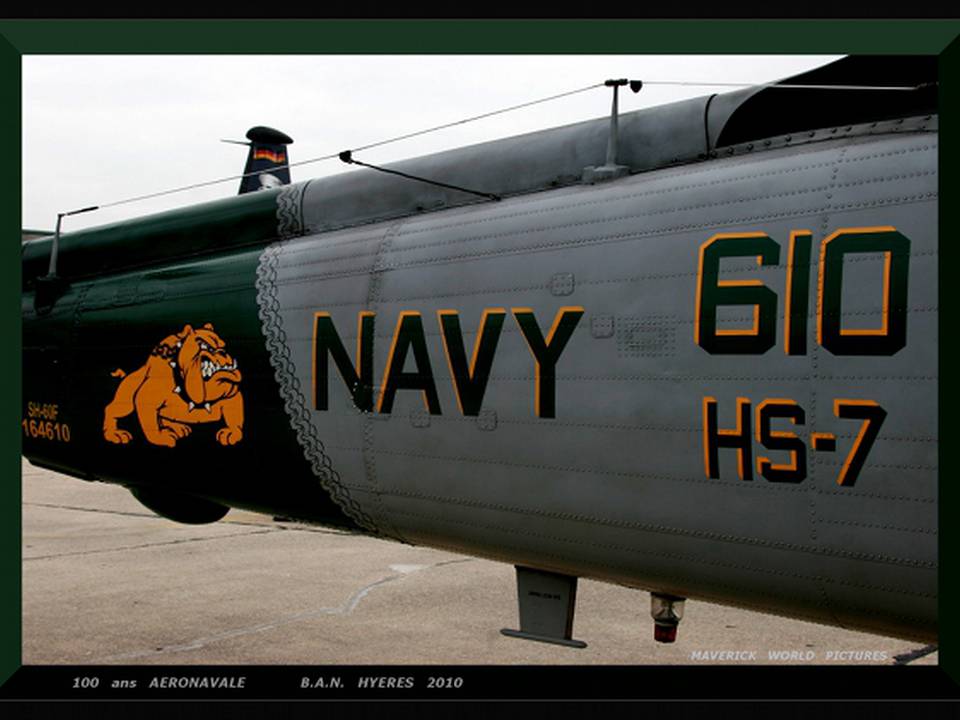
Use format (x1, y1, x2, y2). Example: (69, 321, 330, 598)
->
(253, 129, 937, 639)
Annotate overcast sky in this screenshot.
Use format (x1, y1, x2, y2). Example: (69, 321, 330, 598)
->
(22, 55, 843, 233)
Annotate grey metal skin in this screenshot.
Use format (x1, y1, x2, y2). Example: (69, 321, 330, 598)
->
(22, 64, 938, 645)
(257, 111, 937, 643)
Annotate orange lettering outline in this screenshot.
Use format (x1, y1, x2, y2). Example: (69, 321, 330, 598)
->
(817, 226, 897, 345)
(755, 398, 802, 475)
(695, 232, 771, 343)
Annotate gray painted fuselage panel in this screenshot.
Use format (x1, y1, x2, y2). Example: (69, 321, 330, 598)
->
(257, 130, 937, 641)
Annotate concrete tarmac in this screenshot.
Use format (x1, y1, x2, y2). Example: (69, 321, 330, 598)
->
(22, 459, 938, 666)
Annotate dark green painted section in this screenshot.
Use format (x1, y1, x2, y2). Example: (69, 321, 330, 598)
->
(513, 309, 584, 419)
(757, 403, 806, 484)
(834, 403, 887, 488)
(940, 38, 958, 687)
(0, 20, 958, 54)
(704, 398, 753, 481)
(22, 246, 359, 530)
(697, 235, 780, 355)
(0, 34, 18, 688)
(438, 310, 505, 417)
(820, 230, 910, 357)
(786, 233, 812, 356)
(22, 188, 282, 289)
(313, 314, 375, 413)
(379, 313, 441, 416)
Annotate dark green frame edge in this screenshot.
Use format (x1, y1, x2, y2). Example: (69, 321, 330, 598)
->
(0, 31, 18, 690)
(0, 20, 959, 53)
(0, 19, 957, 694)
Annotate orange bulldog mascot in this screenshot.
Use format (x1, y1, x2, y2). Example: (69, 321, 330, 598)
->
(103, 323, 244, 447)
